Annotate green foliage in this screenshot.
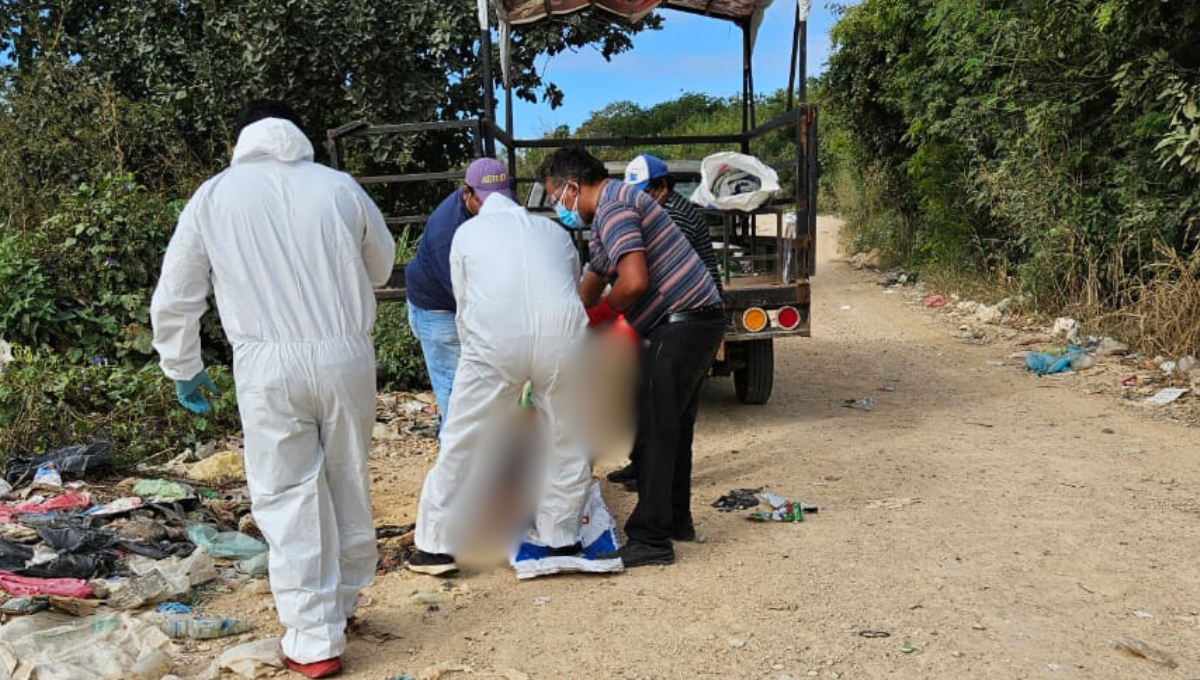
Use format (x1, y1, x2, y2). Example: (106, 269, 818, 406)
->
(0, 173, 229, 365)
(0, 347, 240, 466)
(822, 0, 1200, 324)
(0, 59, 201, 230)
(0, 4, 659, 462)
(374, 304, 431, 392)
(374, 231, 428, 392)
(0, 2, 659, 229)
(522, 89, 806, 194)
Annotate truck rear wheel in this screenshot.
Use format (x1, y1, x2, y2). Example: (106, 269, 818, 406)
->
(733, 339, 774, 404)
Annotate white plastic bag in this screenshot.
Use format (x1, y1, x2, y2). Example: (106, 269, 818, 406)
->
(509, 483, 623, 580)
(690, 152, 780, 212)
(219, 638, 283, 678)
(0, 612, 174, 680)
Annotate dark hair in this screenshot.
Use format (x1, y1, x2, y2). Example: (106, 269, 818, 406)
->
(234, 100, 304, 140)
(536, 146, 608, 186)
(647, 175, 676, 193)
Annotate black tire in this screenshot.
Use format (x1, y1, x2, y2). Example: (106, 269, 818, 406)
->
(733, 339, 774, 404)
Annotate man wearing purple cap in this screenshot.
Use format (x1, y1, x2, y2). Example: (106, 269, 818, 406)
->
(408, 177, 591, 575)
(406, 158, 514, 428)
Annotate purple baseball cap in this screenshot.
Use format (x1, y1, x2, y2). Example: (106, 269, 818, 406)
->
(465, 158, 515, 203)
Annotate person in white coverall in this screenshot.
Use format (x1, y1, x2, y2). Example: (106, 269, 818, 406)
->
(150, 101, 394, 679)
(407, 192, 590, 575)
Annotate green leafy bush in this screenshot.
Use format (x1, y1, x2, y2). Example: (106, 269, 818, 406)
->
(374, 303, 430, 392)
(0, 173, 229, 366)
(0, 346, 240, 467)
(822, 0, 1200, 342)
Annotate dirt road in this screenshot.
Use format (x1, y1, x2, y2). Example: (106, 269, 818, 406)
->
(209, 217, 1200, 679)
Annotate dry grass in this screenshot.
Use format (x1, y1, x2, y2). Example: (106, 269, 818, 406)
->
(1107, 245, 1200, 360)
(919, 265, 1021, 308)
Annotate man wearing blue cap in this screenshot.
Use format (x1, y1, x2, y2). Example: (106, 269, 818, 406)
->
(624, 154, 723, 295)
(607, 154, 725, 491)
(405, 158, 514, 430)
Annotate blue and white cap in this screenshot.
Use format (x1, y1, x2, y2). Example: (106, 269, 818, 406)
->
(623, 153, 670, 191)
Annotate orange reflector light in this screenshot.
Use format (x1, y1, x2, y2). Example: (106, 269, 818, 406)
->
(741, 307, 769, 332)
(777, 306, 801, 330)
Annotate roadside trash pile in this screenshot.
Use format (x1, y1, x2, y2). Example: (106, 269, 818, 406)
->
(712, 488, 818, 522)
(882, 270, 919, 288)
(0, 438, 281, 679)
(1017, 325, 1199, 406)
(374, 392, 441, 448)
(909, 291, 1200, 415)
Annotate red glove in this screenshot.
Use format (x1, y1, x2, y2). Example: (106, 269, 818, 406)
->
(586, 299, 620, 328)
(610, 315, 640, 347)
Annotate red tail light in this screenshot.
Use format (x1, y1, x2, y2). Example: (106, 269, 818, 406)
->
(777, 306, 801, 330)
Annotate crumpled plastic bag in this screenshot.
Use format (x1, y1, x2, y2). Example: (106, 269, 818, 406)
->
(0, 491, 92, 524)
(133, 479, 195, 502)
(219, 638, 284, 678)
(1025, 347, 1085, 376)
(4, 441, 114, 488)
(510, 483, 623, 580)
(185, 450, 245, 483)
(107, 549, 218, 610)
(88, 496, 144, 516)
(0, 570, 93, 598)
(235, 551, 269, 576)
(0, 538, 116, 579)
(186, 525, 267, 561)
(0, 612, 173, 680)
(689, 152, 781, 212)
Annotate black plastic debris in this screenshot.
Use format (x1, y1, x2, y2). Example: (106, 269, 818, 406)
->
(5, 441, 114, 487)
(376, 524, 416, 539)
(712, 488, 762, 512)
(0, 537, 116, 580)
(116, 539, 195, 561)
(35, 518, 116, 553)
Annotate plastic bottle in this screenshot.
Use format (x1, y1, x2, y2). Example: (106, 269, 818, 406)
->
(128, 649, 173, 680)
(159, 615, 253, 639)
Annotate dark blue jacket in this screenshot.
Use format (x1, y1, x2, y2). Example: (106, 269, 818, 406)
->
(405, 190, 470, 312)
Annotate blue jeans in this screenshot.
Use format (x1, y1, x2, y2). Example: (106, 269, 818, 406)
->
(407, 303, 462, 426)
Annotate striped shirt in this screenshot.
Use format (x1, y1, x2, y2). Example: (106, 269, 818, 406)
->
(662, 190, 723, 295)
(589, 180, 722, 335)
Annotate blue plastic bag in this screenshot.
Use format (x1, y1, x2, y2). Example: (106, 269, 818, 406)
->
(1026, 348, 1084, 376)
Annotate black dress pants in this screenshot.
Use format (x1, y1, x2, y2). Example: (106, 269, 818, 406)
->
(624, 316, 724, 548)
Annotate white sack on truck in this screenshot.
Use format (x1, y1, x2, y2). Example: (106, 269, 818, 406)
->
(690, 151, 781, 212)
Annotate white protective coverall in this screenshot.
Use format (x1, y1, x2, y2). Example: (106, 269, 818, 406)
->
(150, 118, 395, 664)
(415, 193, 590, 554)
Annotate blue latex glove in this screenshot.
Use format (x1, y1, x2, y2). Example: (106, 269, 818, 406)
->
(174, 371, 219, 414)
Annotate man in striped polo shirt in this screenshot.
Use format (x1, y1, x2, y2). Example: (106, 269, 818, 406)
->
(537, 146, 724, 567)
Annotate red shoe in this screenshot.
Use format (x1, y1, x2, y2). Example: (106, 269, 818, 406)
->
(284, 656, 342, 678)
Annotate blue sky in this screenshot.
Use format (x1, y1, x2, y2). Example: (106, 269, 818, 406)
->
(504, 2, 844, 138)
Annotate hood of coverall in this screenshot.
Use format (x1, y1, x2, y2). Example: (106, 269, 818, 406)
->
(231, 118, 315, 166)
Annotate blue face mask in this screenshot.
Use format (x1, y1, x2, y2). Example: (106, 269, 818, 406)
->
(553, 183, 585, 230)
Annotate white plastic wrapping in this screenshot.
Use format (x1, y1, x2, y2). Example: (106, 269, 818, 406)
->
(690, 152, 781, 212)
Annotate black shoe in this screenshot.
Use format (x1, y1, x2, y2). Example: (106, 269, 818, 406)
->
(598, 541, 675, 568)
(606, 464, 637, 484)
(545, 542, 583, 557)
(671, 524, 697, 542)
(406, 550, 458, 576)
(621, 479, 638, 493)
